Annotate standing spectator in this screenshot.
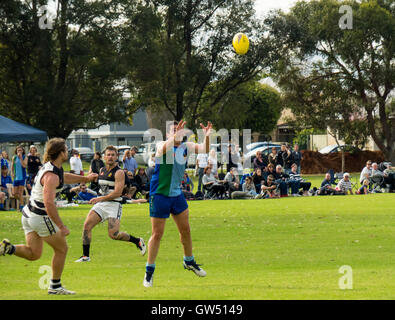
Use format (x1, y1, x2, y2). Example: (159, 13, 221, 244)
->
(253, 151, 267, 171)
(277, 144, 287, 167)
(292, 144, 302, 174)
(252, 168, 265, 193)
(123, 147, 138, 174)
(226, 145, 238, 173)
(336, 172, 353, 195)
(89, 152, 105, 192)
(359, 160, 372, 184)
(224, 167, 240, 196)
(282, 145, 293, 174)
(268, 147, 279, 167)
(70, 149, 84, 175)
(148, 153, 156, 168)
(196, 151, 208, 192)
(27, 145, 42, 186)
(11, 145, 28, 211)
(208, 149, 218, 177)
(1, 151, 10, 169)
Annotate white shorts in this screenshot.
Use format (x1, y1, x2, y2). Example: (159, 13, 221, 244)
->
(21, 206, 59, 237)
(91, 201, 122, 221)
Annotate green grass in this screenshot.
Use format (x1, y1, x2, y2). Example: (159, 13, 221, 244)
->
(1, 194, 394, 300)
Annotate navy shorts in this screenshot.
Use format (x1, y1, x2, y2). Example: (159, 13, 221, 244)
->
(149, 193, 188, 219)
(13, 179, 26, 187)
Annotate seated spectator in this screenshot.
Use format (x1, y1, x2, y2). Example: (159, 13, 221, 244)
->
(336, 172, 353, 195)
(358, 179, 370, 195)
(202, 166, 226, 199)
(359, 160, 372, 184)
(1, 165, 13, 196)
(318, 173, 339, 195)
(257, 174, 280, 199)
(253, 151, 267, 171)
(263, 163, 276, 181)
(273, 165, 299, 197)
(76, 183, 97, 202)
(224, 167, 240, 196)
(0, 190, 5, 210)
(289, 163, 311, 196)
(181, 171, 195, 199)
(242, 176, 258, 197)
(122, 185, 138, 200)
(252, 168, 265, 193)
(374, 162, 395, 191)
(125, 170, 140, 199)
(135, 167, 150, 194)
(208, 149, 219, 177)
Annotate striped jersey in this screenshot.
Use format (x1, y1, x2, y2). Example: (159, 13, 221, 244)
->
(98, 165, 124, 203)
(150, 144, 188, 197)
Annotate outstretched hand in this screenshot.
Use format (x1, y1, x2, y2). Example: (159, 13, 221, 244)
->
(200, 121, 213, 136)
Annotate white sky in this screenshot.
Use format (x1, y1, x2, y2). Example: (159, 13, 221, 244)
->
(254, 0, 299, 17)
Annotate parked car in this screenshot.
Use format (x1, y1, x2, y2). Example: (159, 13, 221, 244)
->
(135, 143, 156, 166)
(245, 141, 278, 153)
(318, 144, 360, 154)
(69, 147, 95, 161)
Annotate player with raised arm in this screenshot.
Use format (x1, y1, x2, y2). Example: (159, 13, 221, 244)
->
(143, 120, 212, 287)
(75, 145, 146, 263)
(0, 138, 97, 295)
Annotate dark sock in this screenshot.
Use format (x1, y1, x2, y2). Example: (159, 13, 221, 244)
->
(128, 234, 140, 245)
(7, 244, 16, 255)
(83, 244, 90, 257)
(50, 279, 61, 289)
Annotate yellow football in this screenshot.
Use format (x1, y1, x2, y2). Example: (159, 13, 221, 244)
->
(232, 33, 249, 55)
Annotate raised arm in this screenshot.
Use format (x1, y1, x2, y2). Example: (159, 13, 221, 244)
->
(185, 121, 213, 155)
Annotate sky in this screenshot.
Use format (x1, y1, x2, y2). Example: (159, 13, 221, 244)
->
(254, 0, 299, 17)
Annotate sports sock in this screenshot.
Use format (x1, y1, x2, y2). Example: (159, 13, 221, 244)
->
(7, 244, 16, 255)
(83, 244, 90, 257)
(184, 255, 194, 263)
(50, 279, 61, 289)
(146, 263, 155, 274)
(128, 234, 140, 245)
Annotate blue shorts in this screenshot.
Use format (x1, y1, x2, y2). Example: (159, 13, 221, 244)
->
(149, 193, 188, 219)
(13, 179, 26, 187)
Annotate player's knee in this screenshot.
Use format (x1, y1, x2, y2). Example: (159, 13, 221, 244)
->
(151, 230, 164, 242)
(28, 251, 42, 261)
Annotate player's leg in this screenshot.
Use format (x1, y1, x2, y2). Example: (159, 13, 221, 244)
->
(107, 217, 146, 255)
(143, 217, 166, 287)
(43, 232, 75, 295)
(172, 208, 206, 277)
(1, 231, 43, 260)
(75, 210, 101, 262)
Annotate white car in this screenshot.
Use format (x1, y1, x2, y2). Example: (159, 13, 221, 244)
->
(318, 144, 359, 154)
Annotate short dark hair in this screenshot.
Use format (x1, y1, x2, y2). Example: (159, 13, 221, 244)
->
(95, 151, 101, 158)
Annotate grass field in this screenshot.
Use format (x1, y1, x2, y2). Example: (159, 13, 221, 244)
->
(1, 193, 394, 300)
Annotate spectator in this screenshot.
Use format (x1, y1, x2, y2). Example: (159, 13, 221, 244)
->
(268, 147, 279, 167)
(1, 151, 10, 169)
(27, 145, 42, 186)
(202, 166, 226, 199)
(0, 190, 5, 210)
(336, 172, 353, 195)
(359, 160, 372, 184)
(0, 165, 13, 210)
(375, 162, 395, 191)
(181, 171, 195, 199)
(196, 151, 208, 192)
(11, 145, 28, 211)
(252, 168, 265, 193)
(89, 151, 105, 192)
(282, 144, 293, 174)
(148, 153, 156, 168)
(76, 183, 97, 202)
(277, 144, 287, 167)
(224, 167, 240, 196)
(70, 149, 83, 175)
(242, 176, 258, 197)
(258, 174, 279, 199)
(135, 167, 150, 195)
(208, 149, 218, 177)
(123, 147, 138, 175)
(289, 163, 311, 196)
(226, 145, 238, 173)
(125, 170, 139, 198)
(264, 163, 276, 181)
(292, 144, 303, 174)
(272, 165, 290, 197)
(318, 173, 338, 195)
(358, 179, 370, 195)
(253, 151, 267, 171)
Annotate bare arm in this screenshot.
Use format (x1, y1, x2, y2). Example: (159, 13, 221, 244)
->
(186, 122, 213, 155)
(64, 172, 97, 184)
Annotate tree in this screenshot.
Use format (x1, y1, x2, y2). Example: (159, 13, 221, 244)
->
(123, 0, 279, 127)
(0, 0, 131, 138)
(265, 0, 395, 162)
(198, 81, 282, 133)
